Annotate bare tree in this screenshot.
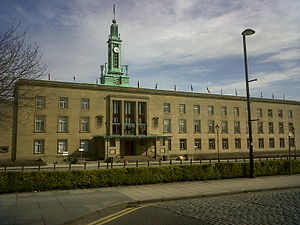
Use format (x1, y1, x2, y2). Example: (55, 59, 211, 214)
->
(0, 22, 47, 124)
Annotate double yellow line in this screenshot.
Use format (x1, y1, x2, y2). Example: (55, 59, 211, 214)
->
(87, 205, 147, 225)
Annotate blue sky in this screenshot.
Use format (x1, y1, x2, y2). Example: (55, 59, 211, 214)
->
(1, 0, 300, 100)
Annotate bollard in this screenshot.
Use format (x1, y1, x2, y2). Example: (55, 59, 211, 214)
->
(180, 159, 182, 165)
(190, 159, 192, 165)
(111, 161, 113, 168)
(244, 158, 246, 162)
(53, 163, 56, 171)
(227, 158, 229, 163)
(148, 160, 150, 167)
(4, 166, 6, 171)
(69, 163, 71, 170)
(266, 157, 268, 161)
(280, 156, 282, 161)
(22, 165, 24, 172)
(209, 159, 211, 164)
(136, 161, 138, 167)
(199, 159, 202, 164)
(38, 165, 41, 171)
(124, 161, 126, 168)
(84, 162, 87, 170)
(98, 161, 100, 169)
(235, 158, 237, 163)
(170, 160, 172, 165)
(159, 160, 161, 166)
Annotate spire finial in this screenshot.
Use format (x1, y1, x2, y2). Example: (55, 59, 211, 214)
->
(112, 4, 116, 24)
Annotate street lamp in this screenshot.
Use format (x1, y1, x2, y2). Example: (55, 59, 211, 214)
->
(242, 28, 255, 178)
(288, 130, 294, 175)
(215, 124, 220, 162)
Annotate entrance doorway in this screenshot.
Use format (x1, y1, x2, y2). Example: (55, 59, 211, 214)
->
(124, 141, 135, 155)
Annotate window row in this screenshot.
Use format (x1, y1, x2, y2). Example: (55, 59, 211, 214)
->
(36, 96, 90, 110)
(163, 119, 294, 134)
(179, 137, 295, 151)
(164, 103, 293, 118)
(34, 139, 89, 154)
(35, 116, 90, 132)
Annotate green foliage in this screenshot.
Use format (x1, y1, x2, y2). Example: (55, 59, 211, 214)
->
(0, 160, 299, 193)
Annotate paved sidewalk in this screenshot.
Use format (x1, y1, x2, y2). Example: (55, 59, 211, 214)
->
(0, 174, 300, 225)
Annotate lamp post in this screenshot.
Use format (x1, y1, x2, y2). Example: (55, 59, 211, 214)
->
(242, 28, 255, 178)
(293, 127, 296, 160)
(215, 124, 220, 162)
(288, 130, 294, 175)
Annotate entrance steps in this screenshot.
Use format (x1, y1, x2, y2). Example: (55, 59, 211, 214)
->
(118, 155, 157, 162)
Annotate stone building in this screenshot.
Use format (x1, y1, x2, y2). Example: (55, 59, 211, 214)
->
(1, 15, 299, 162)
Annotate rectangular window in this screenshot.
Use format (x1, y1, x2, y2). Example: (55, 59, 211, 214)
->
(194, 139, 201, 150)
(35, 115, 45, 132)
(194, 120, 201, 133)
(233, 107, 239, 116)
(179, 119, 186, 133)
(278, 109, 283, 117)
(164, 103, 170, 113)
(208, 120, 215, 133)
(57, 139, 68, 153)
(168, 139, 172, 151)
(222, 138, 229, 150)
(258, 138, 264, 148)
(268, 122, 274, 134)
(269, 138, 275, 148)
(58, 116, 68, 132)
(234, 121, 240, 133)
(36, 96, 45, 108)
(208, 105, 214, 115)
(235, 138, 241, 149)
(179, 104, 185, 113)
(221, 106, 227, 116)
(80, 117, 90, 132)
(221, 121, 228, 133)
(257, 108, 262, 117)
(179, 139, 187, 150)
(288, 110, 293, 118)
(290, 138, 295, 147)
(193, 105, 200, 114)
(124, 101, 135, 135)
(110, 139, 116, 147)
(80, 140, 89, 152)
(34, 140, 44, 154)
(288, 123, 294, 132)
(81, 98, 90, 110)
(268, 109, 273, 117)
(279, 122, 284, 134)
(163, 119, 171, 133)
(280, 138, 285, 148)
(257, 121, 264, 134)
(59, 97, 68, 108)
(209, 138, 215, 150)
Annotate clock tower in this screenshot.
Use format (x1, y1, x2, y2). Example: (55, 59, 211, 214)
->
(100, 5, 129, 87)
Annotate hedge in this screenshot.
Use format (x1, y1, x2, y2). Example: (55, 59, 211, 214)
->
(0, 160, 299, 193)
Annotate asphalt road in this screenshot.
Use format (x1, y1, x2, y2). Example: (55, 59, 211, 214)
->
(97, 188, 300, 225)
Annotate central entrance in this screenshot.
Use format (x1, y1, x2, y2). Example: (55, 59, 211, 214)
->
(124, 141, 135, 155)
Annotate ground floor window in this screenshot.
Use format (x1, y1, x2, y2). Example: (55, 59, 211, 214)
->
(58, 139, 68, 153)
(180, 139, 187, 150)
(34, 140, 44, 154)
(80, 139, 89, 152)
(194, 139, 201, 150)
(235, 138, 241, 149)
(258, 138, 264, 149)
(222, 138, 229, 150)
(269, 138, 275, 148)
(110, 139, 116, 147)
(209, 138, 215, 150)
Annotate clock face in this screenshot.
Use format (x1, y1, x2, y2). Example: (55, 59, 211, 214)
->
(113, 47, 119, 53)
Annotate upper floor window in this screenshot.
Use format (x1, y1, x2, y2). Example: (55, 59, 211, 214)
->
(221, 121, 228, 133)
(288, 110, 293, 118)
(209, 138, 215, 150)
(221, 106, 227, 116)
(35, 115, 45, 132)
(234, 121, 240, 133)
(288, 123, 294, 132)
(208, 105, 214, 115)
(164, 103, 170, 113)
(81, 98, 90, 110)
(194, 120, 201, 133)
(179, 104, 185, 113)
(279, 122, 284, 134)
(258, 138, 264, 148)
(80, 117, 90, 132)
(58, 116, 68, 132)
(34, 140, 44, 154)
(268, 109, 273, 117)
(208, 120, 215, 133)
(269, 138, 275, 148)
(179, 119, 186, 133)
(268, 122, 274, 134)
(235, 138, 241, 149)
(180, 139, 187, 150)
(278, 109, 283, 118)
(257, 121, 264, 134)
(59, 97, 68, 109)
(233, 107, 239, 116)
(193, 105, 200, 114)
(257, 108, 262, 117)
(163, 119, 171, 133)
(280, 138, 285, 148)
(113, 101, 121, 123)
(36, 96, 45, 108)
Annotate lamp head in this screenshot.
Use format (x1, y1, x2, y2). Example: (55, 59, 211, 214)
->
(242, 29, 255, 36)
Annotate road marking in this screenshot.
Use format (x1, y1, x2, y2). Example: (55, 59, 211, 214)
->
(87, 205, 149, 225)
